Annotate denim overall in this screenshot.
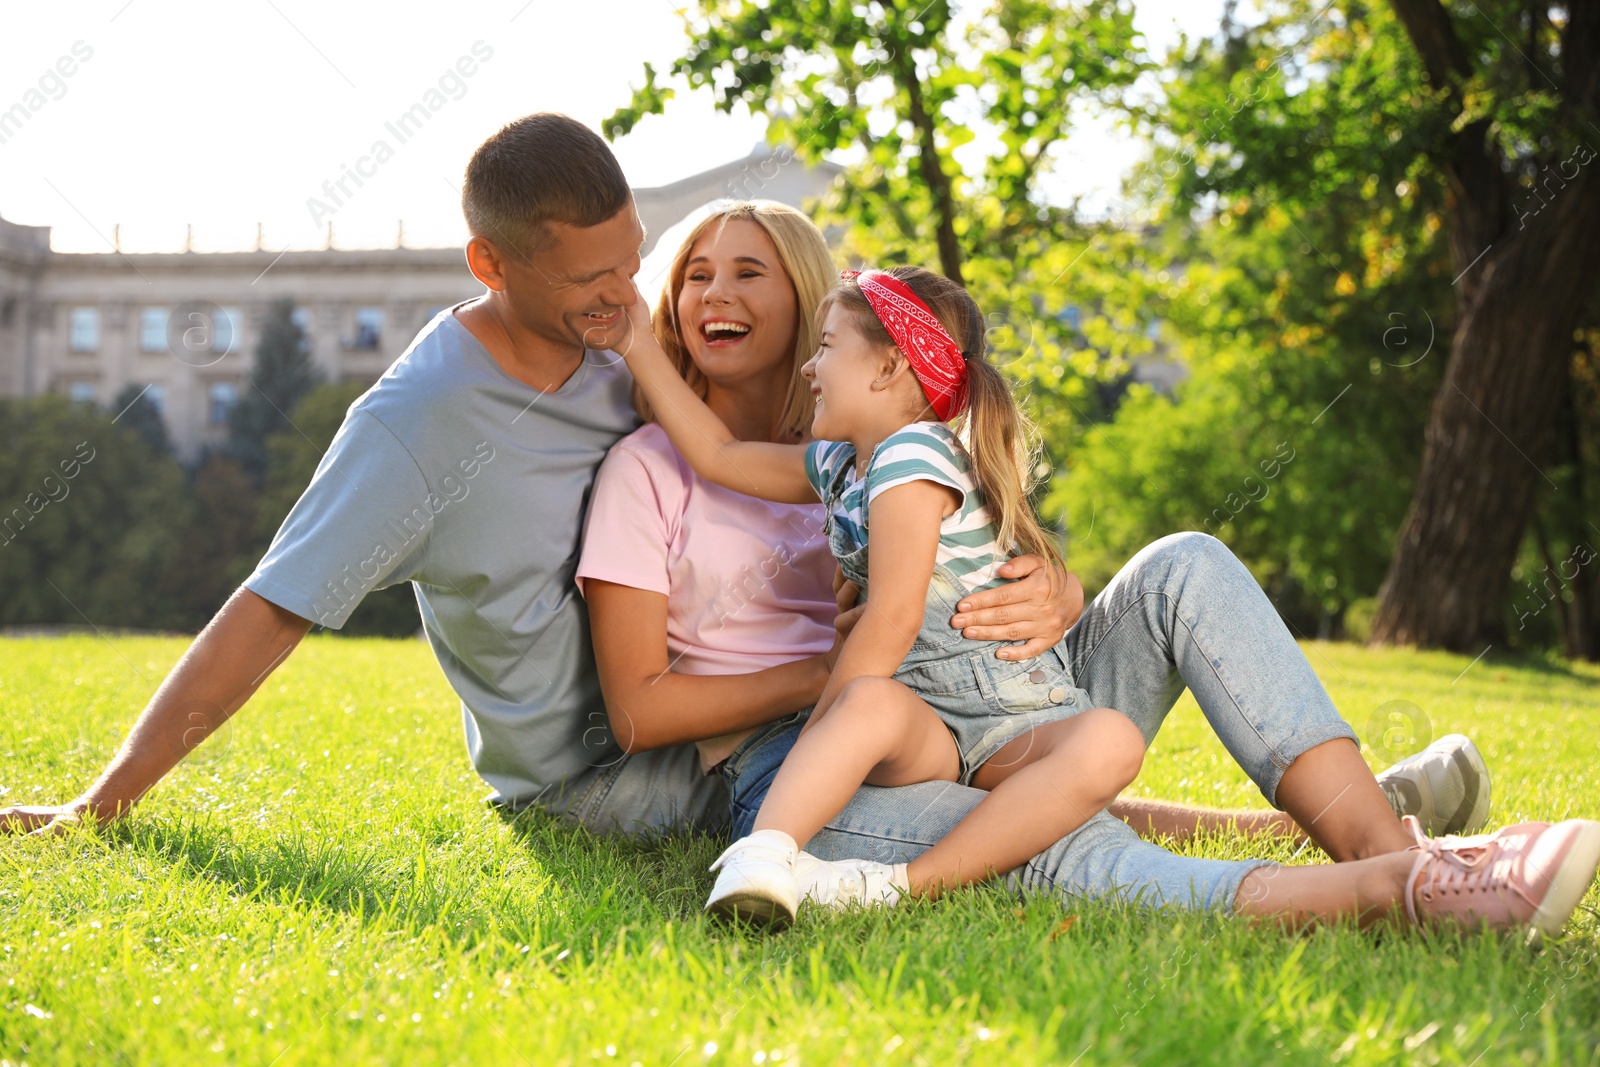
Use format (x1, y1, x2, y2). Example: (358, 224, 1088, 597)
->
(820, 448, 1091, 784)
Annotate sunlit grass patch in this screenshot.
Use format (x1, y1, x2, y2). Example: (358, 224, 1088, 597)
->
(2, 636, 1598, 1065)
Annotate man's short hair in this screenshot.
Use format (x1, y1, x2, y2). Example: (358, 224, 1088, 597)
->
(461, 113, 631, 257)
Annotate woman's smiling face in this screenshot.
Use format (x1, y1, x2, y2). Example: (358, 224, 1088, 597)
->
(675, 219, 799, 392)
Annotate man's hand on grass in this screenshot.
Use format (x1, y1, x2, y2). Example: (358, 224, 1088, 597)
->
(0, 802, 88, 837)
(952, 554, 1083, 660)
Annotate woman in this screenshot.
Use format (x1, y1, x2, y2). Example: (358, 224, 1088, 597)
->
(575, 201, 1599, 930)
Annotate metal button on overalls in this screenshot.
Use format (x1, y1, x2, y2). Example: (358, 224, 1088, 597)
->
(1048, 687, 1067, 704)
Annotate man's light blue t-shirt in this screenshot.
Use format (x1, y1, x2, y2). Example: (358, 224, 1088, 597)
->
(245, 305, 640, 803)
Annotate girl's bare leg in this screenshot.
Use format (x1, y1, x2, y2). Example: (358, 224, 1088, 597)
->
(1233, 850, 1414, 927)
(752, 676, 960, 847)
(907, 708, 1146, 899)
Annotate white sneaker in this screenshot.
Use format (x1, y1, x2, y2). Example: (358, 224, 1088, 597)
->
(1375, 733, 1492, 837)
(705, 829, 801, 928)
(795, 851, 909, 911)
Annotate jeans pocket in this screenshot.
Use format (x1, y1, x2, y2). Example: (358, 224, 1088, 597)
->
(978, 645, 1076, 713)
(896, 654, 984, 698)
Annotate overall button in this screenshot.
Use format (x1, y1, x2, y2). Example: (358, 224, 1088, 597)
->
(1028, 669, 1047, 684)
(1048, 686, 1067, 704)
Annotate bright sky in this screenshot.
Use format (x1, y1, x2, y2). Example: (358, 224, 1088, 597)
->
(0, 0, 1226, 255)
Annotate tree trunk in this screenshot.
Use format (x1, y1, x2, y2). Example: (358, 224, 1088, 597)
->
(1371, 187, 1600, 649)
(1372, 0, 1600, 651)
(1560, 356, 1600, 661)
(1566, 541, 1600, 660)
(890, 41, 964, 283)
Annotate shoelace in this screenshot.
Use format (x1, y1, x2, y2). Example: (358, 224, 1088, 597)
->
(1403, 817, 1527, 926)
(708, 837, 795, 874)
(829, 869, 869, 906)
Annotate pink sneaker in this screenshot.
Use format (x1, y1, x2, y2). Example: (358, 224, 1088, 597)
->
(1403, 814, 1600, 935)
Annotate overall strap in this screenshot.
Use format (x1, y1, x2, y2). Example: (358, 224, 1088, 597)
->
(820, 444, 858, 536)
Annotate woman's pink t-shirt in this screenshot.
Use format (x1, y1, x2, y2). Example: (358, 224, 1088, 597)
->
(575, 423, 835, 771)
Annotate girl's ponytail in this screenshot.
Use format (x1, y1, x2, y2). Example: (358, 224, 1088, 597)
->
(960, 354, 1064, 583)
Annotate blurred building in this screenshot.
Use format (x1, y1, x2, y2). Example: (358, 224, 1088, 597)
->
(0, 145, 841, 460)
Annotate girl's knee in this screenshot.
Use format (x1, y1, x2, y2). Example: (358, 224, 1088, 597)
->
(829, 677, 915, 735)
(1078, 707, 1146, 784)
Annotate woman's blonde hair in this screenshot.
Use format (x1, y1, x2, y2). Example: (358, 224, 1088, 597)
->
(635, 200, 836, 440)
(819, 267, 1066, 578)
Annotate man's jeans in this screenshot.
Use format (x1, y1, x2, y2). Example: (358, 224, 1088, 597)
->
(550, 533, 1358, 912)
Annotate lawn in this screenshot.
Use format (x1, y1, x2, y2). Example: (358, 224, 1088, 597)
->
(2, 635, 1598, 1066)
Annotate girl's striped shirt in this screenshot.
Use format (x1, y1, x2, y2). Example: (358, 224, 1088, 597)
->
(803, 421, 1011, 594)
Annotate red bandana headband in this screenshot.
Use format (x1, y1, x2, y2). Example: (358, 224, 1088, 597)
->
(842, 269, 970, 420)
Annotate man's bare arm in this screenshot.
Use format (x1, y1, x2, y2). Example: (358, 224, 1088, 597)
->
(0, 587, 313, 836)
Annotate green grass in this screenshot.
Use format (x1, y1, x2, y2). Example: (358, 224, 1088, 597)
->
(2, 635, 1598, 1066)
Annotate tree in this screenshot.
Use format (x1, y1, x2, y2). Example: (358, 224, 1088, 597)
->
(226, 297, 318, 485)
(1371, 1, 1600, 650)
(1053, 194, 1440, 636)
(606, 0, 1145, 284)
(0, 397, 192, 630)
(152, 454, 262, 629)
(607, 0, 1162, 559)
(1510, 324, 1600, 660)
(109, 383, 172, 457)
(1104, 2, 1455, 631)
(1142, 0, 1600, 652)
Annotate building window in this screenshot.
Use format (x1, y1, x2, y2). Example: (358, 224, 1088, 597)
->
(208, 382, 238, 426)
(140, 307, 168, 353)
(353, 307, 382, 350)
(69, 308, 100, 352)
(291, 306, 313, 354)
(213, 307, 241, 355)
(68, 381, 98, 405)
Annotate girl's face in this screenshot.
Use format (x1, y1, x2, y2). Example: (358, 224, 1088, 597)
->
(801, 303, 902, 442)
(675, 219, 799, 395)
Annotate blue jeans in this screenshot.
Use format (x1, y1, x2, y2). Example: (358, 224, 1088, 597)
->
(553, 533, 1357, 912)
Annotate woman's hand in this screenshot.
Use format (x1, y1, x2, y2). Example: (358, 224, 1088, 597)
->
(950, 554, 1084, 660)
(829, 564, 865, 664)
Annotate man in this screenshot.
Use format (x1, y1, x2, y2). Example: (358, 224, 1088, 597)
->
(2, 115, 1486, 886)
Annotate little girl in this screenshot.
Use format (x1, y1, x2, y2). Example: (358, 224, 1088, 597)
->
(618, 266, 1146, 926)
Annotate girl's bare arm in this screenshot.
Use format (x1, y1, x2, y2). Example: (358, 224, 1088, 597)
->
(808, 479, 959, 722)
(617, 289, 815, 504)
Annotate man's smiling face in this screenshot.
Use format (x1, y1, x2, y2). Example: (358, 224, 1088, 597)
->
(494, 203, 646, 355)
